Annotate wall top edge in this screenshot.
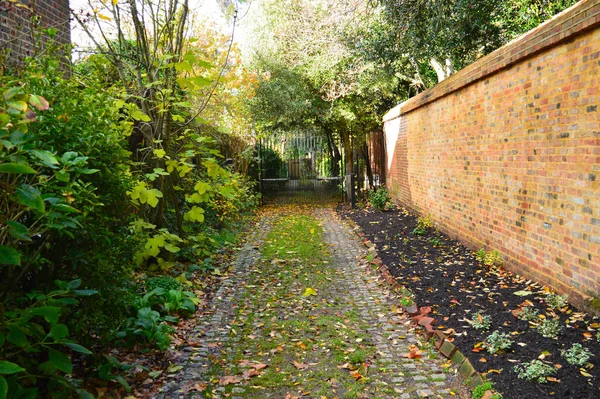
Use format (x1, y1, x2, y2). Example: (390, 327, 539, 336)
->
(384, 0, 600, 120)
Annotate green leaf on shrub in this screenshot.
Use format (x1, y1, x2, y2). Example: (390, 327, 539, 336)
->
(30, 306, 61, 324)
(55, 170, 70, 182)
(50, 324, 69, 340)
(16, 186, 45, 212)
(76, 388, 95, 399)
(30, 149, 58, 166)
(7, 328, 29, 349)
(0, 376, 7, 399)
(63, 342, 92, 355)
(3, 86, 21, 100)
(7, 221, 31, 242)
(130, 110, 151, 122)
(67, 279, 82, 290)
(72, 289, 97, 296)
(0, 162, 36, 174)
(28, 95, 50, 111)
(0, 361, 26, 375)
(0, 245, 20, 265)
(49, 348, 72, 374)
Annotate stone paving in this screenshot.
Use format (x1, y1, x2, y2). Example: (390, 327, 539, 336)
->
(152, 207, 469, 398)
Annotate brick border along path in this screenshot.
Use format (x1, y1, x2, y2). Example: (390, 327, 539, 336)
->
(152, 207, 469, 398)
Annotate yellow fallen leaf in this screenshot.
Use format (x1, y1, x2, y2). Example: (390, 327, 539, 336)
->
(302, 287, 317, 297)
(580, 369, 593, 378)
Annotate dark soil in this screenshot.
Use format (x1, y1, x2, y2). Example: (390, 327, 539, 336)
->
(339, 205, 600, 399)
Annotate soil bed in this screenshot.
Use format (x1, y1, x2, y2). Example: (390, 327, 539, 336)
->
(339, 204, 600, 399)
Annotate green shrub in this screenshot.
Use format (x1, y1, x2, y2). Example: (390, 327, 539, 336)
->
(514, 360, 556, 383)
(517, 306, 539, 321)
(0, 280, 96, 398)
(413, 215, 433, 235)
(145, 276, 181, 292)
(368, 187, 390, 211)
(544, 292, 568, 310)
(536, 318, 562, 338)
(561, 343, 593, 366)
(470, 312, 492, 330)
(485, 330, 514, 354)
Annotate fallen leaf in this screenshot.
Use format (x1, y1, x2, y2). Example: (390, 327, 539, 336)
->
(219, 376, 241, 386)
(546, 377, 561, 383)
(242, 368, 260, 380)
(167, 365, 183, 373)
(580, 369, 593, 378)
(513, 290, 532, 296)
(402, 344, 422, 359)
(479, 357, 487, 362)
(302, 287, 317, 297)
(293, 360, 309, 369)
(349, 370, 363, 380)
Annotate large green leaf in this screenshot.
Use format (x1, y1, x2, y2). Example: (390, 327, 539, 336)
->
(29, 306, 61, 324)
(7, 221, 31, 242)
(0, 376, 7, 399)
(0, 163, 36, 174)
(7, 328, 29, 349)
(49, 324, 69, 340)
(0, 361, 26, 375)
(16, 186, 45, 212)
(63, 342, 92, 355)
(49, 349, 72, 374)
(30, 150, 58, 166)
(0, 245, 20, 265)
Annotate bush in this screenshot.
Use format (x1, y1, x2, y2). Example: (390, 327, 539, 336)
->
(485, 331, 514, 354)
(514, 360, 556, 383)
(561, 343, 593, 366)
(368, 187, 391, 211)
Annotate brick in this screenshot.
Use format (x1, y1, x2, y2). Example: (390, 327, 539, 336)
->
(439, 340, 457, 359)
(380, 4, 600, 307)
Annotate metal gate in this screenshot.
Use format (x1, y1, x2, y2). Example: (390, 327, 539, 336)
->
(258, 132, 343, 204)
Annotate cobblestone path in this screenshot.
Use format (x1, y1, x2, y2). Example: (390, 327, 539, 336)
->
(153, 207, 469, 399)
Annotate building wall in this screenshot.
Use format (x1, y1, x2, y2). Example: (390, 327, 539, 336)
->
(1, 0, 70, 63)
(383, 0, 600, 308)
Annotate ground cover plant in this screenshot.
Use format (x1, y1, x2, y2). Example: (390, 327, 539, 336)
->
(340, 204, 600, 398)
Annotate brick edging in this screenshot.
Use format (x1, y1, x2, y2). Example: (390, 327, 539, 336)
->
(343, 216, 494, 397)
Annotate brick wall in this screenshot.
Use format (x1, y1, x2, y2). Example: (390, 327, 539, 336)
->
(383, 0, 600, 309)
(1, 0, 71, 64)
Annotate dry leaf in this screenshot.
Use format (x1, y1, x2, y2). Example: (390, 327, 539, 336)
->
(349, 370, 364, 380)
(546, 377, 561, 383)
(219, 375, 241, 386)
(293, 360, 309, 369)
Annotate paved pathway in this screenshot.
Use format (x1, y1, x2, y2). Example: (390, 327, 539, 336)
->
(152, 207, 469, 398)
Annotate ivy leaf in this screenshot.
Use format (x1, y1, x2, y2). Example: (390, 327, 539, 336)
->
(145, 189, 163, 207)
(49, 349, 72, 374)
(0, 245, 21, 265)
(0, 361, 26, 375)
(184, 206, 205, 223)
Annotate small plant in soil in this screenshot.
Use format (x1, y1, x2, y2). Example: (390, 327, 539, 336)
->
(536, 318, 563, 338)
(561, 343, 593, 366)
(413, 215, 433, 235)
(514, 359, 557, 383)
(544, 292, 568, 310)
(517, 306, 539, 321)
(368, 187, 390, 211)
(485, 330, 514, 354)
(428, 237, 443, 247)
(472, 381, 503, 399)
(475, 248, 503, 267)
(470, 312, 492, 330)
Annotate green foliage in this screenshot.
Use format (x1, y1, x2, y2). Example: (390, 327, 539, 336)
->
(145, 276, 181, 292)
(544, 292, 568, 310)
(536, 318, 563, 338)
(413, 215, 433, 236)
(472, 381, 502, 399)
(0, 280, 95, 397)
(514, 359, 557, 383)
(368, 188, 390, 211)
(517, 306, 539, 321)
(561, 343, 593, 366)
(470, 312, 492, 330)
(117, 307, 174, 350)
(485, 331, 514, 354)
(476, 248, 503, 267)
(260, 147, 286, 178)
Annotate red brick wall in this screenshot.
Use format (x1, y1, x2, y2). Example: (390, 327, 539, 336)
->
(383, 0, 600, 309)
(1, 0, 71, 64)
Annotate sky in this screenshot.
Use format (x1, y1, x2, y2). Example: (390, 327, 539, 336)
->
(69, 0, 251, 57)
